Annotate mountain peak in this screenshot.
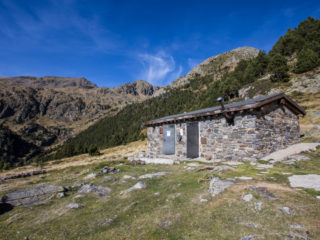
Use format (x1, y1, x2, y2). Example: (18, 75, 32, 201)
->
(172, 47, 260, 87)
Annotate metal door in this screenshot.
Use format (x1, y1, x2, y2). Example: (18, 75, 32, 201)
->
(163, 125, 175, 155)
(187, 122, 199, 158)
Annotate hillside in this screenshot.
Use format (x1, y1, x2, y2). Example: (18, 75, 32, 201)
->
(0, 76, 161, 167)
(53, 17, 320, 161)
(172, 47, 259, 87)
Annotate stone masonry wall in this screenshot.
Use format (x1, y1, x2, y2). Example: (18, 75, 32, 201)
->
(254, 102, 300, 155)
(199, 113, 258, 161)
(199, 102, 300, 161)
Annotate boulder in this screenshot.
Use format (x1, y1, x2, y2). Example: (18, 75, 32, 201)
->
(209, 177, 234, 197)
(122, 181, 147, 194)
(78, 184, 111, 197)
(288, 174, 320, 191)
(1, 185, 64, 206)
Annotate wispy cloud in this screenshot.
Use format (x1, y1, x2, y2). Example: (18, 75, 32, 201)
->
(0, 0, 118, 53)
(137, 51, 183, 86)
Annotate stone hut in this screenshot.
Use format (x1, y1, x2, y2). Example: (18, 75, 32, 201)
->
(143, 93, 305, 162)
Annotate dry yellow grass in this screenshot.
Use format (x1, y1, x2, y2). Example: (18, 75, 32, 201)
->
(0, 140, 147, 179)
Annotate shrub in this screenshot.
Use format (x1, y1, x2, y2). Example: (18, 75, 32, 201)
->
(88, 144, 100, 156)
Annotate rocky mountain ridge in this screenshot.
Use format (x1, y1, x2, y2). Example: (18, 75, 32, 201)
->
(0, 77, 161, 166)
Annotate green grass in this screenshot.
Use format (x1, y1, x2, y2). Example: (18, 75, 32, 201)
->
(1, 153, 320, 239)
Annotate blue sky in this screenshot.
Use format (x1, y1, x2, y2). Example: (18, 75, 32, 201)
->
(0, 0, 319, 87)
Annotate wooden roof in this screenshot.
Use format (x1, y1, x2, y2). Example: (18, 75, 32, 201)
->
(143, 93, 306, 127)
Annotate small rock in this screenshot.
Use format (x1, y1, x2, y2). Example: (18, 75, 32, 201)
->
(254, 202, 262, 211)
(256, 164, 273, 169)
(67, 203, 79, 209)
(248, 223, 256, 228)
(290, 224, 304, 230)
(122, 175, 136, 180)
(154, 192, 160, 196)
(236, 176, 253, 180)
(72, 183, 83, 189)
(122, 181, 147, 194)
(317, 196, 320, 200)
(74, 194, 85, 199)
(161, 221, 170, 228)
(84, 173, 97, 180)
(200, 197, 208, 203)
(242, 194, 253, 202)
(249, 186, 276, 199)
(242, 235, 255, 240)
(138, 172, 171, 179)
(57, 192, 65, 198)
(100, 167, 120, 175)
(78, 184, 111, 197)
(209, 177, 234, 197)
(101, 218, 114, 226)
(280, 206, 292, 215)
(187, 163, 199, 167)
(214, 165, 235, 172)
(223, 161, 244, 166)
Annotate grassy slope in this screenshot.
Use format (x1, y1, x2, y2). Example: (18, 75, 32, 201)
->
(1, 143, 320, 240)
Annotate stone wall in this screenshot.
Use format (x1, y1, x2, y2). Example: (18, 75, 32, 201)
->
(199, 102, 300, 161)
(147, 102, 300, 161)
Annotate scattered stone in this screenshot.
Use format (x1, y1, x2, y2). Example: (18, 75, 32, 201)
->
(254, 202, 262, 211)
(223, 161, 244, 166)
(290, 225, 304, 230)
(283, 155, 310, 164)
(67, 203, 79, 209)
(214, 165, 235, 172)
(286, 234, 309, 240)
(103, 176, 117, 182)
(122, 175, 136, 180)
(122, 181, 146, 194)
(99, 167, 120, 175)
(236, 176, 253, 180)
(101, 217, 115, 226)
(84, 173, 97, 180)
(74, 194, 85, 199)
(242, 194, 253, 202)
(0, 169, 47, 182)
(249, 186, 276, 199)
(199, 196, 208, 203)
(161, 221, 170, 228)
(23, 201, 46, 207)
(57, 192, 65, 198)
(154, 192, 160, 196)
(187, 163, 199, 167)
(71, 183, 83, 189)
(138, 172, 171, 179)
(282, 172, 292, 175)
(248, 223, 256, 228)
(242, 235, 255, 240)
(78, 184, 111, 197)
(209, 177, 234, 197)
(288, 174, 320, 191)
(317, 196, 320, 200)
(1, 185, 64, 206)
(280, 206, 292, 215)
(256, 164, 274, 169)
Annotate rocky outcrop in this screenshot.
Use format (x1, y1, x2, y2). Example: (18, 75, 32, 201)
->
(114, 80, 160, 96)
(172, 47, 260, 87)
(1, 185, 64, 206)
(0, 76, 97, 89)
